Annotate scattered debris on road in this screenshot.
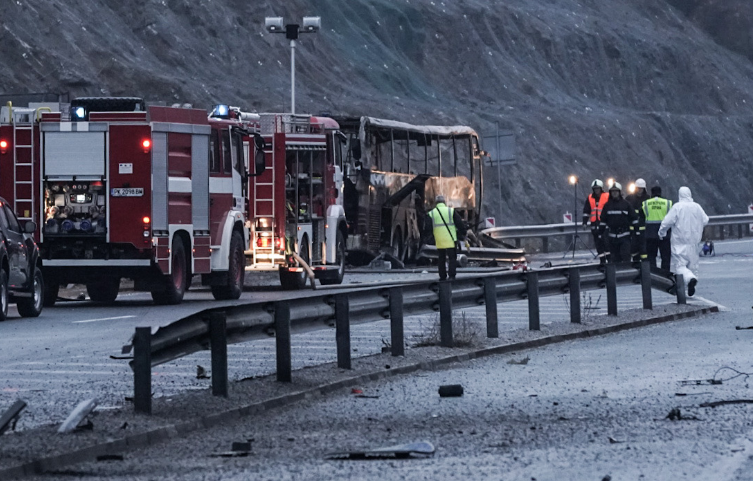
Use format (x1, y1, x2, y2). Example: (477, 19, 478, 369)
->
(196, 365, 210, 379)
(0, 399, 26, 434)
(665, 407, 700, 421)
(734, 326, 753, 330)
(58, 398, 98, 434)
(325, 441, 435, 460)
(96, 454, 123, 462)
(438, 384, 464, 397)
(700, 399, 753, 408)
(507, 356, 530, 365)
(210, 441, 253, 457)
(608, 436, 624, 444)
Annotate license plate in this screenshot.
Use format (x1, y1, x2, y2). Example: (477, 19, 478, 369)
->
(111, 188, 144, 197)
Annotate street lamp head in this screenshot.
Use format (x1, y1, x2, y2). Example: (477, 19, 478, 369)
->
(265, 17, 284, 33)
(569, 175, 578, 185)
(607, 178, 615, 188)
(302, 16, 321, 33)
(628, 183, 636, 194)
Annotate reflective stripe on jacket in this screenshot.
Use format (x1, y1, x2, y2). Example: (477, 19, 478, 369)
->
(587, 193, 609, 223)
(428, 203, 457, 249)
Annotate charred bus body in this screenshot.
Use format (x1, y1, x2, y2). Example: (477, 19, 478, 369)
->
(336, 116, 484, 264)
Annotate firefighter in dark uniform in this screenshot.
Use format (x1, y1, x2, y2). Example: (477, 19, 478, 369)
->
(582, 179, 609, 264)
(642, 186, 673, 271)
(425, 195, 466, 281)
(625, 178, 649, 262)
(601, 182, 638, 263)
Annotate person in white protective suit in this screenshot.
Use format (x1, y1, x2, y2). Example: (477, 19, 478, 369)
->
(657, 187, 709, 296)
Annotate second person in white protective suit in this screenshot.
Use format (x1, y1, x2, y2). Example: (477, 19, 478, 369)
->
(658, 186, 709, 296)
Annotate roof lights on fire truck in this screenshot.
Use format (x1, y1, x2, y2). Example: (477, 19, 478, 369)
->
(142, 139, 151, 152)
(211, 104, 230, 118)
(0, 140, 8, 154)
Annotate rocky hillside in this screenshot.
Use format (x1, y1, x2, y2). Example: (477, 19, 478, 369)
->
(1, 0, 752, 224)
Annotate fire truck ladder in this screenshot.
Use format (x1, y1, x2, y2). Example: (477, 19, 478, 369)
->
(11, 108, 37, 223)
(252, 156, 276, 267)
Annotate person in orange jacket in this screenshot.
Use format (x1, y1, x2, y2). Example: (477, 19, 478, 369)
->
(582, 179, 609, 264)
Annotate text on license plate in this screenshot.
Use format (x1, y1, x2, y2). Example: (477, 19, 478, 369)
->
(111, 188, 144, 197)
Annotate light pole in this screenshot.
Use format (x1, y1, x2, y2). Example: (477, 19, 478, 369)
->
(569, 175, 579, 258)
(265, 16, 321, 115)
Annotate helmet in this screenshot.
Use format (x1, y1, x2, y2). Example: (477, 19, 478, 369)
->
(635, 178, 646, 189)
(591, 179, 604, 189)
(609, 182, 622, 192)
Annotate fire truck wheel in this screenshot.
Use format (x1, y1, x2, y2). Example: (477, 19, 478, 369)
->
(152, 237, 187, 305)
(0, 270, 8, 322)
(279, 236, 310, 290)
(43, 280, 59, 307)
(320, 229, 345, 286)
(86, 277, 120, 304)
(18, 266, 44, 317)
(212, 231, 245, 300)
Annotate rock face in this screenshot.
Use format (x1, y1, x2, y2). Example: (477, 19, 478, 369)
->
(1, 0, 752, 223)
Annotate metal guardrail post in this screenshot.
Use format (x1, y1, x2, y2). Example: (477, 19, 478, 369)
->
(133, 327, 152, 414)
(484, 277, 499, 338)
(439, 281, 454, 347)
(739, 224, 743, 239)
(209, 312, 228, 397)
(640, 260, 652, 310)
(675, 274, 687, 305)
(527, 271, 540, 330)
(389, 287, 405, 357)
(569, 267, 581, 323)
(335, 294, 351, 369)
(606, 264, 617, 316)
(542, 237, 549, 254)
(274, 302, 292, 382)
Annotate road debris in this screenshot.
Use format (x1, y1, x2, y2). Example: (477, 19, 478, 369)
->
(210, 441, 253, 457)
(326, 441, 435, 460)
(507, 356, 530, 365)
(665, 407, 700, 421)
(607, 436, 624, 444)
(734, 326, 753, 330)
(58, 398, 97, 434)
(700, 400, 753, 408)
(96, 454, 123, 461)
(438, 384, 464, 397)
(0, 399, 26, 435)
(196, 365, 210, 379)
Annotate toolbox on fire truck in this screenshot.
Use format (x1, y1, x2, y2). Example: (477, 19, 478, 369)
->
(0, 97, 261, 305)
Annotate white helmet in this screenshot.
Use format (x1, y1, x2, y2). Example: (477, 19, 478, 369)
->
(635, 178, 646, 189)
(609, 182, 622, 192)
(591, 179, 604, 189)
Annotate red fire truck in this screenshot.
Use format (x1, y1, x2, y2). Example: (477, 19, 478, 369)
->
(0, 97, 263, 305)
(243, 111, 348, 289)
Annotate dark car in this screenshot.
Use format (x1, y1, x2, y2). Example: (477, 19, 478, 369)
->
(0, 198, 43, 320)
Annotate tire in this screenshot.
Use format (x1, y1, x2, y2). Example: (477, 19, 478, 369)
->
(279, 236, 309, 290)
(151, 237, 187, 305)
(17, 266, 43, 317)
(320, 229, 345, 286)
(86, 277, 120, 304)
(212, 230, 245, 300)
(0, 270, 8, 322)
(43, 281, 59, 307)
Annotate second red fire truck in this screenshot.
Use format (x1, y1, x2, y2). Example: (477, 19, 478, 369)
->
(0, 97, 347, 305)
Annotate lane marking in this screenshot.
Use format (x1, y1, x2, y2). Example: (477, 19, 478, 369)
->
(73, 315, 137, 324)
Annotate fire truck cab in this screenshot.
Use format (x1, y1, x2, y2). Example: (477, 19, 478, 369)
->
(243, 112, 348, 289)
(0, 98, 259, 305)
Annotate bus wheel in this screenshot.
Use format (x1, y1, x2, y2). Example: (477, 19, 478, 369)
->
(152, 237, 187, 305)
(320, 229, 345, 285)
(212, 230, 245, 300)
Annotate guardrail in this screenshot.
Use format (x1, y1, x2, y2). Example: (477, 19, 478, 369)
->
(122, 261, 687, 414)
(481, 213, 753, 250)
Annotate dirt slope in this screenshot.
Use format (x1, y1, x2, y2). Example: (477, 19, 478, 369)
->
(1, 0, 752, 223)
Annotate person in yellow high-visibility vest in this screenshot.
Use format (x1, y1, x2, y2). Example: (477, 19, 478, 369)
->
(642, 186, 673, 270)
(426, 195, 467, 281)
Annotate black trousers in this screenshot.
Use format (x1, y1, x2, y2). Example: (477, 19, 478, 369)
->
(608, 236, 631, 263)
(646, 236, 671, 271)
(590, 225, 607, 260)
(631, 231, 647, 262)
(437, 247, 457, 280)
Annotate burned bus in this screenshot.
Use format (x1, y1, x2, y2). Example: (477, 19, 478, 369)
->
(335, 116, 484, 264)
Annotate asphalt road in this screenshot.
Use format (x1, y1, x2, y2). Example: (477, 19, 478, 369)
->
(30, 240, 753, 480)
